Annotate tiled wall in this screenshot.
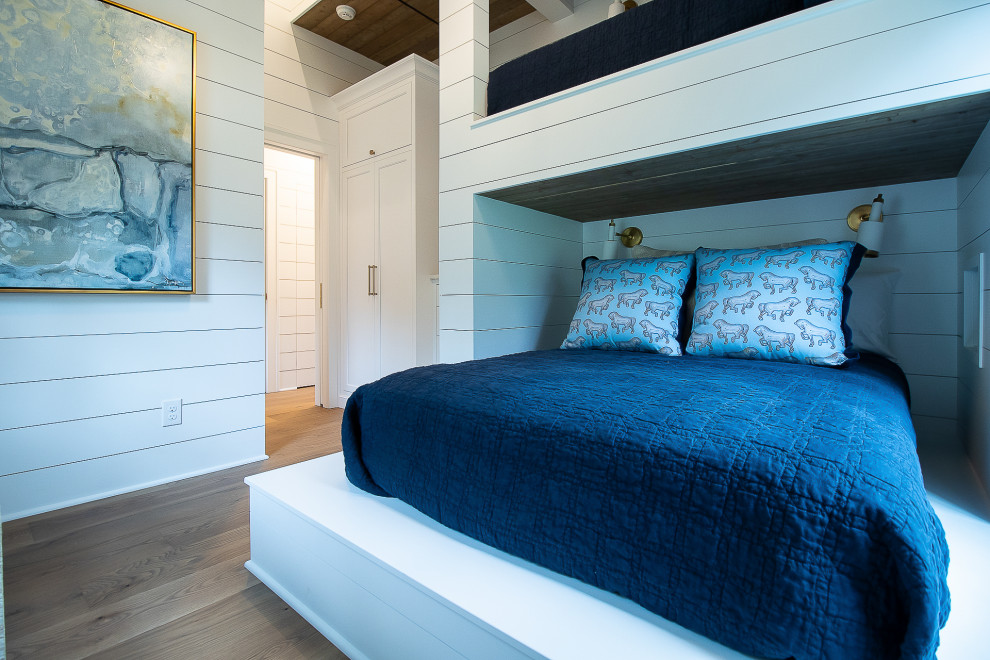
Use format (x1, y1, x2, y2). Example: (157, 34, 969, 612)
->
(265, 147, 317, 390)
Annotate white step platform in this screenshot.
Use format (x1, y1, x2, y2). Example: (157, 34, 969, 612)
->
(245, 453, 989, 660)
(245, 453, 749, 660)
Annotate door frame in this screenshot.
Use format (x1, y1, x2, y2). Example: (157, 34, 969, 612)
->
(263, 128, 340, 409)
(263, 169, 278, 393)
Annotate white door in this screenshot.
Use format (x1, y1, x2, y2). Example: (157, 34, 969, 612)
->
(342, 163, 380, 393)
(377, 152, 415, 378)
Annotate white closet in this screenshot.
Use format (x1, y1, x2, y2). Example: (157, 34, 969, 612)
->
(333, 55, 439, 401)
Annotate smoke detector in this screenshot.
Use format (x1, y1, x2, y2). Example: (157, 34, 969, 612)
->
(336, 4, 356, 20)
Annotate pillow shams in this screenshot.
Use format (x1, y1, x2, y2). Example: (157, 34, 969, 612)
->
(687, 242, 859, 366)
(633, 239, 829, 329)
(561, 254, 694, 354)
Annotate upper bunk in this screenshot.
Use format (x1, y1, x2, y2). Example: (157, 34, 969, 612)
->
(438, 0, 990, 220)
(487, 0, 827, 116)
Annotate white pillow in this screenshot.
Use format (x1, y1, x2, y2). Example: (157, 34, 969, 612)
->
(631, 238, 827, 260)
(630, 245, 690, 258)
(846, 270, 901, 360)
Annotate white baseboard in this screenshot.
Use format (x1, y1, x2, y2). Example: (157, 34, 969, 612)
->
(1, 428, 267, 521)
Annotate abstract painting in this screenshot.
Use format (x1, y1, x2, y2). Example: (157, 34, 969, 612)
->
(0, 0, 195, 292)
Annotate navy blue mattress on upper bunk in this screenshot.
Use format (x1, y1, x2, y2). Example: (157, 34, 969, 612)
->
(342, 349, 950, 659)
(487, 0, 827, 115)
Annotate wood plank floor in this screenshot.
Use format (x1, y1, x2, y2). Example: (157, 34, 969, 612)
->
(2, 388, 347, 660)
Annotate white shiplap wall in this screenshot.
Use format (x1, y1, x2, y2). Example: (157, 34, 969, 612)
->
(263, 0, 382, 142)
(583, 180, 960, 446)
(440, 197, 583, 360)
(0, 0, 267, 520)
(957, 118, 990, 494)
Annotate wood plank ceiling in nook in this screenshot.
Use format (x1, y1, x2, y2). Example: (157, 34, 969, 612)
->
(294, 0, 536, 66)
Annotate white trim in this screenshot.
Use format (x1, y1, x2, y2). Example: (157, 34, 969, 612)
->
(6, 454, 267, 522)
(525, 0, 575, 23)
(263, 170, 279, 393)
(284, 0, 324, 24)
(332, 55, 440, 112)
(264, 127, 341, 409)
(963, 252, 985, 367)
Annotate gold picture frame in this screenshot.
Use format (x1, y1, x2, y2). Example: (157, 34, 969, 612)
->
(0, 0, 197, 293)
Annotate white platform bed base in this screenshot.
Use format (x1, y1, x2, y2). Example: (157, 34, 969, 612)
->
(245, 454, 748, 660)
(246, 454, 988, 660)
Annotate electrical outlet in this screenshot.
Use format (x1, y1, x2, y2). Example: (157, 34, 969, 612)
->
(162, 399, 182, 427)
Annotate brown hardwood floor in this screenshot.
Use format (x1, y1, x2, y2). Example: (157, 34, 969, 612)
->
(2, 388, 347, 660)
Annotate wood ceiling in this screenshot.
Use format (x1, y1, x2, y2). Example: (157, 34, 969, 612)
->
(295, 0, 536, 67)
(482, 93, 990, 222)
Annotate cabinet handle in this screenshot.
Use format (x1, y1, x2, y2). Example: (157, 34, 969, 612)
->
(369, 149, 375, 155)
(368, 265, 378, 296)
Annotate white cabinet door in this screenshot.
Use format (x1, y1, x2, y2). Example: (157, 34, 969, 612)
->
(341, 164, 380, 393)
(376, 152, 415, 379)
(342, 89, 412, 167)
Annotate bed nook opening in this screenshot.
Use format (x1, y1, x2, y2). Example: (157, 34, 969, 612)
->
(438, 0, 990, 462)
(243, 0, 990, 658)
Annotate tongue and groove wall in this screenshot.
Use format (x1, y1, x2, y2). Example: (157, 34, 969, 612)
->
(0, 0, 267, 520)
(0, 0, 382, 520)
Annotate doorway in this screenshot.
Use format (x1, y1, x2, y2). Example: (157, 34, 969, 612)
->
(263, 147, 318, 395)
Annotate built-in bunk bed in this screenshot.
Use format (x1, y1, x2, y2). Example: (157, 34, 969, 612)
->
(246, 0, 990, 657)
(487, 0, 832, 115)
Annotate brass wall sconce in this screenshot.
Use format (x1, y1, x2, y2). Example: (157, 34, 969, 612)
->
(847, 194, 885, 258)
(603, 221, 643, 259)
(616, 226, 643, 248)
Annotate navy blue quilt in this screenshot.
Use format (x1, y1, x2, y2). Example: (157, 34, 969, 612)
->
(487, 0, 809, 115)
(342, 350, 949, 659)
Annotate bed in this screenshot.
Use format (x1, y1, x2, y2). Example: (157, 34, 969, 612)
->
(487, 0, 832, 115)
(342, 348, 950, 659)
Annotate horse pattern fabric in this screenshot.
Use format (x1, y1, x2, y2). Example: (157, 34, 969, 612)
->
(688, 242, 857, 366)
(562, 255, 694, 354)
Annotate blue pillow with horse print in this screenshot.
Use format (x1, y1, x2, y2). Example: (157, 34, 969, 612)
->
(561, 254, 694, 354)
(687, 242, 859, 366)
